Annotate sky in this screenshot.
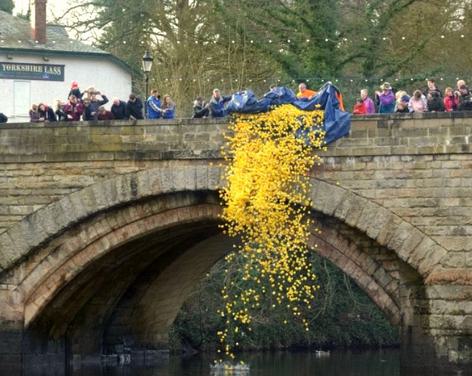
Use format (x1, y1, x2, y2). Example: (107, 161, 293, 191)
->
(14, 0, 70, 21)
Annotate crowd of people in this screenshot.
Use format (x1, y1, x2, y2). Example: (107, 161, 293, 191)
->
(21, 83, 232, 123)
(24, 81, 177, 123)
(352, 79, 472, 115)
(0, 78, 471, 125)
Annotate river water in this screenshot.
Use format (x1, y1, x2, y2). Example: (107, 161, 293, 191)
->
(14, 349, 400, 376)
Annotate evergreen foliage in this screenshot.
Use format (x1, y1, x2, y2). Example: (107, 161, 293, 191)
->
(170, 253, 399, 353)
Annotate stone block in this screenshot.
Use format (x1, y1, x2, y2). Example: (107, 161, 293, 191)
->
(0, 234, 20, 271)
(417, 244, 448, 276)
(442, 253, 467, 268)
(310, 181, 346, 216)
(376, 215, 402, 247)
(408, 237, 436, 269)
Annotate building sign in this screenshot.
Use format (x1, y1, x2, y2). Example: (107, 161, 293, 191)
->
(0, 62, 64, 81)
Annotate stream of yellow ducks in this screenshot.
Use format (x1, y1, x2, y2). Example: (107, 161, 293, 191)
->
(217, 104, 326, 360)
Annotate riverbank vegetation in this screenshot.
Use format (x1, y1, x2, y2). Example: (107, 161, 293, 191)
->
(169, 253, 399, 354)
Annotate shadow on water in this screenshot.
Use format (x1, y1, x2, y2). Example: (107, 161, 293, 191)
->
(1, 350, 401, 376)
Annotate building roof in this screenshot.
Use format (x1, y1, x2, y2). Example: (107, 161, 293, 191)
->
(0, 11, 131, 72)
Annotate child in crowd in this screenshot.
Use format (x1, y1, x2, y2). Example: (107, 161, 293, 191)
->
(68, 81, 82, 100)
(353, 98, 366, 115)
(408, 90, 428, 112)
(29, 104, 41, 122)
(444, 87, 459, 112)
(396, 95, 410, 113)
(55, 100, 68, 121)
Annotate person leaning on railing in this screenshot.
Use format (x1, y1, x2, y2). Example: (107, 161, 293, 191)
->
(127, 94, 144, 120)
(0, 112, 8, 124)
(160, 95, 176, 119)
(207, 88, 231, 118)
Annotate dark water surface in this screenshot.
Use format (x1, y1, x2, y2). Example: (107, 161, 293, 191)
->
(9, 350, 400, 376)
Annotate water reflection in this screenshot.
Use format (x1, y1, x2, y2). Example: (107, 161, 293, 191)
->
(3, 350, 400, 376)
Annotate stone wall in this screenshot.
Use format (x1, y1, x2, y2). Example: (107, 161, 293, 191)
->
(0, 113, 471, 235)
(0, 113, 471, 373)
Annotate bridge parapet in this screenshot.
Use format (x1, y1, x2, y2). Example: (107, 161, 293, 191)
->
(0, 112, 471, 163)
(0, 113, 471, 234)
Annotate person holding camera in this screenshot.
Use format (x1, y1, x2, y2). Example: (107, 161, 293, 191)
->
(455, 81, 472, 111)
(160, 95, 176, 119)
(87, 90, 109, 120)
(444, 87, 459, 112)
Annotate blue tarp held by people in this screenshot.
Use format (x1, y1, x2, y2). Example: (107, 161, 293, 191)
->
(224, 83, 351, 144)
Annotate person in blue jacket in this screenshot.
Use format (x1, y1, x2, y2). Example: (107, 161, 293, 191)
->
(146, 89, 161, 119)
(208, 88, 231, 118)
(161, 95, 176, 119)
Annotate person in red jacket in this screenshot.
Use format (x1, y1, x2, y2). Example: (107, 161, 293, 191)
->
(63, 95, 84, 121)
(353, 98, 366, 115)
(443, 87, 459, 112)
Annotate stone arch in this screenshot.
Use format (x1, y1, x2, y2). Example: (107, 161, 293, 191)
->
(17, 193, 405, 335)
(0, 165, 446, 280)
(101, 219, 407, 354)
(0, 165, 446, 366)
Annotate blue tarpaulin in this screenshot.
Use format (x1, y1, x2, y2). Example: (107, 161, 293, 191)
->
(224, 83, 351, 144)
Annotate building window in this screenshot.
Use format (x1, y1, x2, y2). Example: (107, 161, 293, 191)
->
(14, 81, 31, 118)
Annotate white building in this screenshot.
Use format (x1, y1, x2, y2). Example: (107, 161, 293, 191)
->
(0, 1, 132, 122)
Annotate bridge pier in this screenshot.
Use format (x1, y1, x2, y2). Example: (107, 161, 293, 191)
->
(397, 281, 472, 375)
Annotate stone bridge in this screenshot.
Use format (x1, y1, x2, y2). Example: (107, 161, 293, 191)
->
(0, 113, 471, 375)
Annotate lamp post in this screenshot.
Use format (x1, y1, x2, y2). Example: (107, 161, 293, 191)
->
(142, 50, 154, 102)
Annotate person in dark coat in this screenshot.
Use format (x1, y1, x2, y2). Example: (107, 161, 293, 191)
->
(0, 112, 8, 123)
(427, 91, 445, 112)
(87, 91, 109, 120)
(111, 98, 128, 120)
(208, 89, 231, 118)
(55, 100, 68, 121)
(425, 79, 441, 98)
(82, 99, 93, 121)
(457, 85, 472, 111)
(126, 94, 144, 120)
(38, 103, 57, 122)
(192, 96, 209, 118)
